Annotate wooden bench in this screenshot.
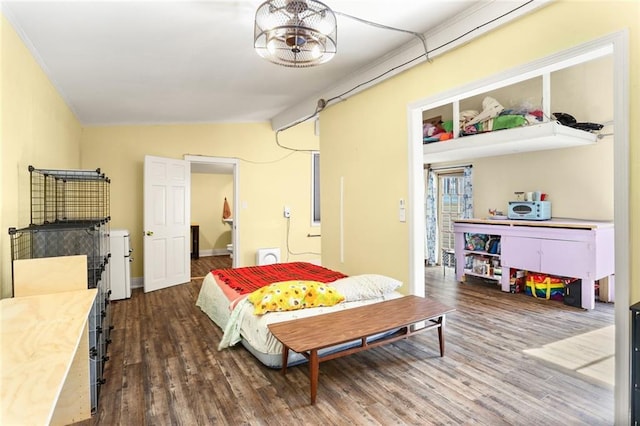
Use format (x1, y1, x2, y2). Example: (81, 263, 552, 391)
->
(268, 295, 455, 404)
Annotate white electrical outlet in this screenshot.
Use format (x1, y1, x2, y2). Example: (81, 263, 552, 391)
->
(283, 206, 291, 218)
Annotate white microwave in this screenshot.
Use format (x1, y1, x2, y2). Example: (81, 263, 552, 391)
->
(507, 201, 551, 220)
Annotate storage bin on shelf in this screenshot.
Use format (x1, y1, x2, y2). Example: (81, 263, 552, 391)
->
(28, 166, 110, 225)
(462, 232, 502, 282)
(8, 220, 109, 289)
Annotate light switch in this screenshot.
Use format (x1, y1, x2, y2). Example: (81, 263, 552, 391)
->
(399, 199, 406, 222)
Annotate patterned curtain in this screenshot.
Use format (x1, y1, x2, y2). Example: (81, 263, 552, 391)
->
(462, 165, 473, 218)
(425, 169, 437, 266)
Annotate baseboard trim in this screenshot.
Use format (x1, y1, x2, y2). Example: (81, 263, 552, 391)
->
(133, 249, 231, 289)
(202, 248, 230, 257)
(131, 277, 144, 289)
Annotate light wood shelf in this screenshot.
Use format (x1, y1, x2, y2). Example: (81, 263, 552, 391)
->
(1, 289, 97, 425)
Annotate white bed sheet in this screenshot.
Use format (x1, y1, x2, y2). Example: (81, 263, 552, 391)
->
(195, 272, 234, 329)
(196, 271, 404, 368)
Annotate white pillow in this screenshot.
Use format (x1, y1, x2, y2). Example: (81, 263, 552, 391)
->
(330, 274, 402, 302)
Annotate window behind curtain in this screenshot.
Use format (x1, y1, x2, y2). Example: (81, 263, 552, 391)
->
(439, 174, 464, 252)
(425, 165, 472, 265)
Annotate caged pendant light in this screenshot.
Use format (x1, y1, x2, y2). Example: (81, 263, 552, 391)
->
(254, 0, 337, 68)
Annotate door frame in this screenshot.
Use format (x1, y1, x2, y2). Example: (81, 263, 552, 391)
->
(406, 31, 629, 422)
(184, 155, 239, 268)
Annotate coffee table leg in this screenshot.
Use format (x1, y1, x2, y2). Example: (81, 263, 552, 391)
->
(438, 315, 446, 356)
(281, 345, 289, 375)
(309, 349, 319, 405)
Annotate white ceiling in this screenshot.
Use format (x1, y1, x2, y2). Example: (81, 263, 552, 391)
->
(2, 1, 538, 127)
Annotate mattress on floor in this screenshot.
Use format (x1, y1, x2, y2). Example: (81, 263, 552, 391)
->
(196, 270, 404, 368)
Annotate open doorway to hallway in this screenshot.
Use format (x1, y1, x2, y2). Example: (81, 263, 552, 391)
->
(185, 155, 239, 270)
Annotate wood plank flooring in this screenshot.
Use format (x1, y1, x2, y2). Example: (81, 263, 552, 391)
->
(85, 257, 614, 425)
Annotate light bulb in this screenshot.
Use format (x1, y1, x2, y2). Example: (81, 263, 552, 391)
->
(267, 38, 278, 55)
(310, 44, 321, 59)
(316, 16, 335, 35)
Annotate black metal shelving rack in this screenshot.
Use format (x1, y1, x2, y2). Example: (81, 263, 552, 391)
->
(8, 165, 112, 414)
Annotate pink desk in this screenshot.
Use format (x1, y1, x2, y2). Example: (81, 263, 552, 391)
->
(453, 218, 614, 310)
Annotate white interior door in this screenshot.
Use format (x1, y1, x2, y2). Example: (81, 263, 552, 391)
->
(143, 155, 191, 293)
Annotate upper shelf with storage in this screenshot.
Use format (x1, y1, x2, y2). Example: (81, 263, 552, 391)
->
(422, 49, 612, 164)
(423, 121, 597, 163)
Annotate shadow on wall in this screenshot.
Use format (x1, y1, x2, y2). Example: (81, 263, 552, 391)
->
(214, 230, 232, 248)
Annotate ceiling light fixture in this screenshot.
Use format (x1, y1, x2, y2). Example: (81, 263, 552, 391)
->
(254, 0, 337, 68)
(254, 0, 429, 68)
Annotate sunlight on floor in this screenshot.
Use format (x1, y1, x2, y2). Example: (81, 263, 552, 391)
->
(523, 325, 614, 387)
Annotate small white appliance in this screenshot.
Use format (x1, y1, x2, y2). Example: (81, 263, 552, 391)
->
(110, 229, 132, 300)
(507, 201, 551, 220)
(256, 248, 281, 265)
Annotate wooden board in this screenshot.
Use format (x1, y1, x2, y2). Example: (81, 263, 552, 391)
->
(599, 276, 615, 303)
(13, 255, 88, 297)
(453, 218, 613, 230)
(1, 289, 96, 425)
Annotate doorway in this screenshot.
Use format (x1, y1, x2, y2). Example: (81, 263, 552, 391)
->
(184, 155, 239, 268)
(438, 172, 464, 253)
(407, 32, 629, 422)
(425, 166, 469, 267)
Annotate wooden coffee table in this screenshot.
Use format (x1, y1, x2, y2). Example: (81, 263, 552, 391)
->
(268, 295, 455, 404)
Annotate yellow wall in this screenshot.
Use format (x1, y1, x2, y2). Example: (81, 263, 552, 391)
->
(80, 122, 320, 278)
(2, 1, 637, 300)
(471, 137, 614, 221)
(1, 15, 83, 298)
(440, 56, 614, 221)
(320, 1, 639, 295)
(191, 173, 233, 252)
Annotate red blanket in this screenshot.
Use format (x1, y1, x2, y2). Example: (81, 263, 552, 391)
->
(212, 262, 347, 295)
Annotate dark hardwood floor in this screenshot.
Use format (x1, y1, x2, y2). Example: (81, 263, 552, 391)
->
(86, 257, 614, 425)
